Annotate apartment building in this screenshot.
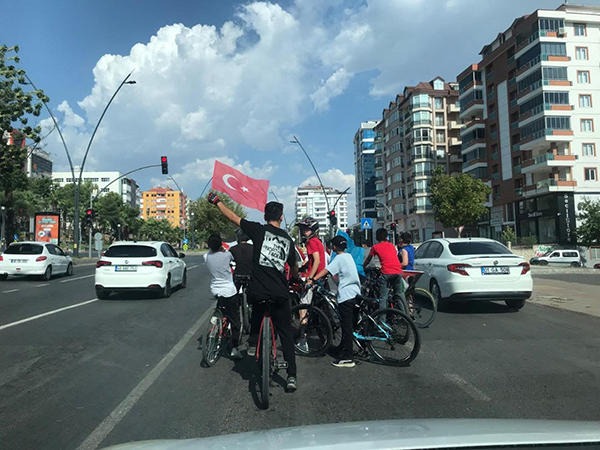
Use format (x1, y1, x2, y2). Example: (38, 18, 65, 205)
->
(140, 187, 187, 229)
(26, 149, 53, 178)
(52, 171, 139, 208)
(295, 185, 348, 239)
(375, 77, 462, 242)
(458, 3, 600, 245)
(354, 120, 380, 225)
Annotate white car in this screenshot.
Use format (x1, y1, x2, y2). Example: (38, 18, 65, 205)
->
(0, 241, 73, 281)
(530, 249, 583, 267)
(94, 241, 187, 299)
(413, 237, 533, 310)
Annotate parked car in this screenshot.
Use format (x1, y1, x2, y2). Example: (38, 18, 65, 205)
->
(0, 241, 73, 281)
(413, 238, 532, 310)
(94, 241, 186, 299)
(530, 249, 583, 267)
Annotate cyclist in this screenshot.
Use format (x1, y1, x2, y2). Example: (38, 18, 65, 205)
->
(308, 235, 360, 368)
(230, 228, 253, 289)
(363, 228, 404, 309)
(208, 193, 298, 392)
(203, 233, 242, 359)
(398, 232, 414, 271)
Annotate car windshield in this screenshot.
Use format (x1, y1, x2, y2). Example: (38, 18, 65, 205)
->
(448, 241, 512, 256)
(104, 245, 157, 257)
(4, 244, 44, 255)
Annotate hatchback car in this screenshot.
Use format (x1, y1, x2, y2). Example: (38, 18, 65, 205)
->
(94, 241, 186, 299)
(530, 249, 582, 267)
(0, 241, 73, 281)
(413, 238, 532, 310)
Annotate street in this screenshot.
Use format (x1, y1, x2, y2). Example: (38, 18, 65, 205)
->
(1, 258, 600, 450)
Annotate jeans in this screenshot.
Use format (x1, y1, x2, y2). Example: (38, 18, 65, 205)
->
(378, 273, 405, 310)
(248, 297, 297, 377)
(337, 299, 356, 361)
(217, 294, 241, 347)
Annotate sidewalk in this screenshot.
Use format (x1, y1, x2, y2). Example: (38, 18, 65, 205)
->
(530, 277, 600, 318)
(531, 266, 597, 275)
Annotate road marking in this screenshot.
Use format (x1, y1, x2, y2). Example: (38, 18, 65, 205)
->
(76, 303, 215, 450)
(60, 274, 95, 283)
(0, 299, 98, 331)
(1, 289, 19, 294)
(36, 283, 50, 287)
(188, 264, 199, 269)
(444, 373, 491, 401)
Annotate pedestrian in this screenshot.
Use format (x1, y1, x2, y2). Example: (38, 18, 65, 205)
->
(398, 232, 414, 271)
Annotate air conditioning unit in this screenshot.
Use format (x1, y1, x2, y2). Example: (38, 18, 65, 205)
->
(558, 27, 566, 36)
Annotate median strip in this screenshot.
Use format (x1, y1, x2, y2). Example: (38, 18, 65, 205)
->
(0, 298, 98, 331)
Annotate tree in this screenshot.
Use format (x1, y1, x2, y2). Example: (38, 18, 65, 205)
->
(95, 192, 124, 236)
(501, 226, 516, 246)
(189, 190, 247, 245)
(0, 45, 46, 240)
(576, 198, 600, 246)
(429, 167, 491, 236)
(139, 218, 180, 242)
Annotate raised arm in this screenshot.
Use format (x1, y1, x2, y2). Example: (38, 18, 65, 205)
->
(208, 193, 241, 227)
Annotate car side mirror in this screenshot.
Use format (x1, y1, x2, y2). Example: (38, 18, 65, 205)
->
(179, 253, 185, 259)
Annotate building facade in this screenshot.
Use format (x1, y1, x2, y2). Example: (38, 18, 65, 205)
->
(295, 185, 348, 239)
(457, 3, 600, 245)
(140, 187, 188, 229)
(376, 77, 462, 242)
(26, 149, 53, 178)
(52, 171, 139, 208)
(354, 120, 380, 225)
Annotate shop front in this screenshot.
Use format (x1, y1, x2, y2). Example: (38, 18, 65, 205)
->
(515, 193, 576, 245)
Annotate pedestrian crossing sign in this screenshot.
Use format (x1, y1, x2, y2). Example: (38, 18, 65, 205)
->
(361, 218, 373, 230)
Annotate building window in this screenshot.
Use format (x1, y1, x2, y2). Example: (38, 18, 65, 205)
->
(574, 23, 586, 36)
(101, 188, 109, 193)
(579, 95, 592, 108)
(101, 177, 110, 182)
(575, 47, 589, 60)
(577, 71, 590, 84)
(434, 98, 443, 109)
(55, 178, 64, 182)
(583, 143, 595, 156)
(435, 114, 444, 126)
(581, 119, 594, 132)
(584, 168, 597, 181)
(436, 130, 445, 144)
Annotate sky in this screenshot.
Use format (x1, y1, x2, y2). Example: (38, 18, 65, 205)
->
(3, 0, 599, 223)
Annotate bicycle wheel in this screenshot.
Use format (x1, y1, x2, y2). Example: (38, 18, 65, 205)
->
(202, 309, 225, 367)
(290, 304, 333, 357)
(260, 317, 272, 409)
(322, 301, 342, 350)
(409, 288, 437, 328)
(364, 308, 420, 366)
(241, 291, 250, 334)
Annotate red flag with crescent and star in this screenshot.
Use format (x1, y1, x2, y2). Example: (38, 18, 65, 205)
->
(211, 160, 270, 211)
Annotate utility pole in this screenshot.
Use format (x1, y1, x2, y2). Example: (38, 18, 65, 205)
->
(0, 206, 6, 252)
(88, 190, 94, 258)
(190, 212, 195, 249)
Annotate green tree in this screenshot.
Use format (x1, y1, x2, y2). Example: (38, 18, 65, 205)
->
(139, 218, 180, 242)
(576, 198, 600, 246)
(53, 180, 96, 242)
(95, 192, 124, 236)
(189, 190, 247, 245)
(429, 167, 491, 236)
(501, 226, 516, 246)
(0, 45, 46, 240)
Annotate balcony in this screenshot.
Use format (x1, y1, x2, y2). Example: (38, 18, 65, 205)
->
(508, 77, 517, 87)
(491, 152, 499, 161)
(462, 158, 487, 169)
(449, 120, 462, 130)
(461, 138, 486, 154)
(461, 118, 485, 135)
(460, 100, 484, 120)
(512, 143, 520, 152)
(487, 90, 496, 102)
(413, 119, 432, 126)
(449, 137, 461, 147)
(449, 154, 462, 163)
(508, 55, 515, 65)
(490, 131, 498, 141)
(510, 98, 518, 108)
(492, 172, 499, 181)
(515, 187, 523, 196)
(514, 165, 522, 174)
(488, 110, 497, 120)
(493, 192, 501, 201)
(519, 129, 574, 151)
(411, 205, 434, 214)
(448, 103, 460, 113)
(523, 178, 577, 197)
(521, 153, 578, 174)
(519, 104, 574, 124)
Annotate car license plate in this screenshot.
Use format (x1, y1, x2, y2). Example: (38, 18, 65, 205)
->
(11, 259, 27, 264)
(481, 266, 510, 275)
(115, 266, 137, 272)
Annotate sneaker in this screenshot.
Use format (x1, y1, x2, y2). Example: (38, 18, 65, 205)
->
(298, 336, 309, 353)
(332, 359, 355, 368)
(230, 347, 243, 360)
(247, 346, 256, 357)
(286, 376, 297, 392)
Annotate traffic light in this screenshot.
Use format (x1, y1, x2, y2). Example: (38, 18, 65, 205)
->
(390, 222, 397, 231)
(328, 210, 337, 227)
(160, 156, 168, 174)
(85, 208, 94, 227)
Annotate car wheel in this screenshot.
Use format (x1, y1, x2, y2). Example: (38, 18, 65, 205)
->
(430, 280, 442, 304)
(66, 263, 74, 276)
(41, 266, 52, 281)
(570, 262, 580, 268)
(505, 299, 526, 310)
(96, 289, 110, 300)
(161, 275, 172, 298)
(0, 273, 7, 281)
(540, 260, 549, 266)
(180, 270, 187, 289)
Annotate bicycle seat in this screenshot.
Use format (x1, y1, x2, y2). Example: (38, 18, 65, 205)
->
(354, 295, 379, 310)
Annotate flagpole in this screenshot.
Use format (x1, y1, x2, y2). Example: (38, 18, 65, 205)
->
(270, 190, 288, 229)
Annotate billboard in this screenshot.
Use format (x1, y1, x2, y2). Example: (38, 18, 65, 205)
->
(34, 212, 60, 245)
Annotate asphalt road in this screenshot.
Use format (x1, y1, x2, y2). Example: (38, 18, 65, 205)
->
(533, 272, 600, 286)
(1, 261, 599, 450)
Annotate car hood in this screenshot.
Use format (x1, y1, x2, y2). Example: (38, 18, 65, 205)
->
(102, 419, 600, 450)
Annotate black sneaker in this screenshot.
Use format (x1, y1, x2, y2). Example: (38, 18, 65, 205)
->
(286, 376, 297, 392)
(332, 359, 356, 368)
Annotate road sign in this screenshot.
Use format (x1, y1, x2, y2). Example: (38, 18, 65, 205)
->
(183, 238, 189, 244)
(94, 232, 103, 240)
(13, 234, 18, 241)
(94, 232, 103, 252)
(183, 244, 189, 251)
(361, 218, 373, 230)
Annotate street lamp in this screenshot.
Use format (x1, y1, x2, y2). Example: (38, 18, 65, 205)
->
(190, 212, 195, 249)
(0, 206, 6, 252)
(117, 223, 121, 241)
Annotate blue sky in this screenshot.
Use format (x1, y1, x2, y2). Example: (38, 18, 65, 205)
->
(3, 0, 597, 222)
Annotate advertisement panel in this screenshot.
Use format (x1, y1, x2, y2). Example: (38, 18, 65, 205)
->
(34, 212, 60, 245)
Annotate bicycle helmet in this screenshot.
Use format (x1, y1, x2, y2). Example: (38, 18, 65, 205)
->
(236, 228, 249, 244)
(297, 217, 319, 241)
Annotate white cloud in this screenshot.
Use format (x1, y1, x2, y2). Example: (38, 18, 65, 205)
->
(310, 68, 353, 111)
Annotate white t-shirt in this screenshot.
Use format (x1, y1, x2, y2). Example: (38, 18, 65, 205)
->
(326, 252, 361, 303)
(203, 251, 237, 298)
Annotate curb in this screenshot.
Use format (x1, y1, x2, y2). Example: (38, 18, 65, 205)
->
(531, 267, 598, 275)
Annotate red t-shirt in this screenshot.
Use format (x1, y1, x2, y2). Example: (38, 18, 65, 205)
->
(370, 242, 403, 275)
(306, 237, 326, 275)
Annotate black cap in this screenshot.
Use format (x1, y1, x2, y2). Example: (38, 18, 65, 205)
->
(330, 235, 347, 250)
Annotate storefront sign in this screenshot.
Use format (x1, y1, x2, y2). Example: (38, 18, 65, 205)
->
(34, 212, 60, 245)
(557, 193, 576, 245)
(490, 206, 503, 227)
(527, 211, 543, 218)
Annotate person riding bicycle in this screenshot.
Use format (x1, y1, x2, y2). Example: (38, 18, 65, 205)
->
(363, 228, 404, 309)
(398, 232, 414, 271)
(208, 193, 298, 392)
(308, 235, 361, 368)
(203, 233, 242, 359)
(230, 228, 253, 291)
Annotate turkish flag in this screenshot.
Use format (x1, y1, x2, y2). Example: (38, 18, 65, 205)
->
(211, 160, 269, 211)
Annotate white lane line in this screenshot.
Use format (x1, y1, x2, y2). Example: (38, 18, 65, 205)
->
(60, 274, 95, 283)
(36, 283, 50, 287)
(77, 303, 215, 450)
(1, 289, 19, 294)
(0, 299, 98, 331)
(444, 373, 491, 402)
(187, 264, 199, 270)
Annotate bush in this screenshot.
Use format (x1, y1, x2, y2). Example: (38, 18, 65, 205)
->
(501, 227, 516, 245)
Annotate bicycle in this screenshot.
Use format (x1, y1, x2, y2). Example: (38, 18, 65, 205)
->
(235, 274, 251, 334)
(202, 302, 234, 367)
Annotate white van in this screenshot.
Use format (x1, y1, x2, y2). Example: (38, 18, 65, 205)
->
(530, 249, 583, 267)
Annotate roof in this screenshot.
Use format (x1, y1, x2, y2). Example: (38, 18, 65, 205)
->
(109, 241, 163, 246)
(432, 237, 502, 244)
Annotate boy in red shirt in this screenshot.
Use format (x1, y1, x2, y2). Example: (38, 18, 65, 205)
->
(363, 228, 404, 309)
(297, 217, 325, 302)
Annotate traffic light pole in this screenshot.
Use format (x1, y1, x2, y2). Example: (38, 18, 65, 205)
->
(377, 202, 396, 245)
(89, 191, 93, 258)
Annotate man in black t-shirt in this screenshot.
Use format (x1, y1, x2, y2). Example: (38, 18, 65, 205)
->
(208, 193, 298, 392)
